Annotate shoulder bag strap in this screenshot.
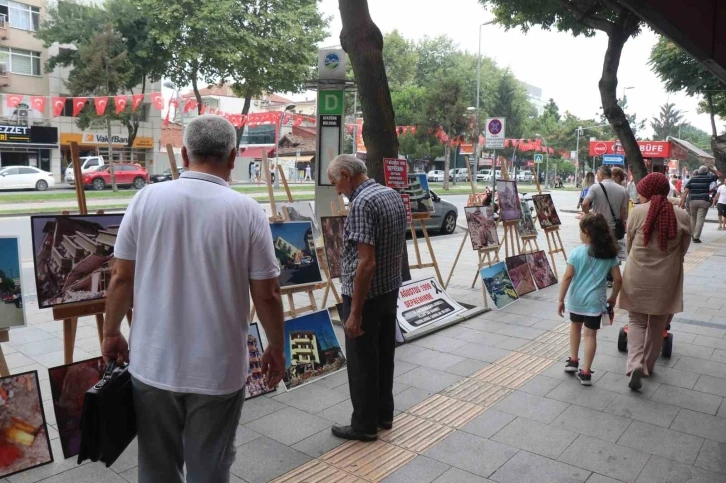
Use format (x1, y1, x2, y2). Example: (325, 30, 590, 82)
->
(598, 182, 619, 221)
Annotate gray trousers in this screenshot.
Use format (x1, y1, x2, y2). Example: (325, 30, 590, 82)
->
(132, 377, 245, 483)
(689, 200, 710, 239)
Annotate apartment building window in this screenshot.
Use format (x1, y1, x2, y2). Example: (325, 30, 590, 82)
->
(0, 47, 41, 76)
(0, 1, 40, 31)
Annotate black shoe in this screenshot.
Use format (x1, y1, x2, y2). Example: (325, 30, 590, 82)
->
(577, 370, 592, 386)
(378, 420, 393, 430)
(331, 425, 377, 441)
(694, 238, 702, 243)
(629, 367, 643, 390)
(607, 281, 614, 288)
(564, 357, 579, 373)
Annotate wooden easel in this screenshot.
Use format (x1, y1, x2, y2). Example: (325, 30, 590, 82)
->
(251, 151, 326, 320)
(165, 143, 180, 180)
(0, 329, 9, 377)
(52, 142, 132, 364)
(520, 234, 540, 254)
(533, 177, 567, 277)
(501, 220, 522, 258)
(409, 213, 444, 286)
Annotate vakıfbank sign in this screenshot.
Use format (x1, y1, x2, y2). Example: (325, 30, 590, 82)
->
(60, 132, 153, 148)
(82, 132, 129, 145)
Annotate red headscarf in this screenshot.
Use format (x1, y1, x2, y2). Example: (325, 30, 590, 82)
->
(637, 172, 677, 250)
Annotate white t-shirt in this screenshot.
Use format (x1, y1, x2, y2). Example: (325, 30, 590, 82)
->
(114, 171, 280, 395)
(717, 185, 726, 204)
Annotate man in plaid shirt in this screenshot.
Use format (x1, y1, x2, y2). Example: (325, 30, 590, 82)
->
(327, 154, 407, 441)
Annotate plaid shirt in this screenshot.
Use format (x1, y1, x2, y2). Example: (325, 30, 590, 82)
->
(342, 179, 407, 299)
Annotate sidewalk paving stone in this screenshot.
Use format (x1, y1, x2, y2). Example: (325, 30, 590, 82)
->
(670, 408, 726, 443)
(650, 383, 723, 415)
(244, 407, 332, 446)
(37, 464, 127, 483)
(585, 475, 624, 483)
(315, 398, 354, 426)
(397, 347, 467, 370)
(491, 417, 578, 459)
(423, 431, 518, 479)
(634, 455, 722, 483)
(454, 331, 511, 347)
(558, 434, 650, 483)
(443, 358, 490, 377)
(272, 382, 349, 412)
(290, 428, 346, 458)
(517, 374, 563, 396)
(490, 390, 569, 424)
(603, 393, 680, 428)
(238, 396, 287, 425)
(551, 404, 633, 444)
(617, 420, 704, 465)
(694, 439, 726, 474)
(456, 343, 511, 362)
(594, 372, 660, 398)
(392, 386, 435, 411)
(394, 366, 464, 393)
(647, 365, 700, 389)
(692, 334, 726, 351)
(460, 409, 516, 439)
(494, 325, 545, 340)
(411, 334, 470, 352)
(693, 374, 726, 397)
(674, 356, 726, 379)
(545, 379, 619, 411)
(489, 450, 591, 483)
(231, 436, 310, 483)
(433, 467, 493, 483)
(380, 455, 450, 483)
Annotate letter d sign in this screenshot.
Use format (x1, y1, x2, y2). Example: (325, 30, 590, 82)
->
(325, 94, 338, 112)
(318, 90, 343, 115)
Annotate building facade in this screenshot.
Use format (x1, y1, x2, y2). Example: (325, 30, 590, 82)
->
(289, 331, 320, 367)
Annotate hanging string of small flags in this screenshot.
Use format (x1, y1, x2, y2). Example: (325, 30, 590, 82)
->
(3, 93, 317, 129)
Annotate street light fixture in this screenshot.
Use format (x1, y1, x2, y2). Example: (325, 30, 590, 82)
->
(163, 81, 185, 135)
(475, 20, 496, 169)
(273, 103, 296, 188)
(535, 133, 549, 188)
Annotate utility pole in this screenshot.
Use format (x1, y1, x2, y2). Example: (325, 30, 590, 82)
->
(105, 40, 117, 192)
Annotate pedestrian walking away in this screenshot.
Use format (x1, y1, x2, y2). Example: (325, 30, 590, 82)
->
(714, 179, 726, 230)
(101, 115, 286, 483)
(681, 165, 721, 242)
(619, 173, 691, 390)
(327, 154, 407, 442)
(558, 214, 621, 386)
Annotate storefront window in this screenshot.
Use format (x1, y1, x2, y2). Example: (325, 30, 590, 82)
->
(0, 47, 41, 76)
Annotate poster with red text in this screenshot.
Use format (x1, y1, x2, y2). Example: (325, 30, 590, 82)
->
(400, 194, 412, 224)
(384, 158, 408, 189)
(396, 277, 465, 334)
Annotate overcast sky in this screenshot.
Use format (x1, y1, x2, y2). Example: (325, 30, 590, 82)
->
(315, 0, 720, 141)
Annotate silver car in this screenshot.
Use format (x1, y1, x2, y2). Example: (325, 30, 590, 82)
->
(418, 190, 458, 234)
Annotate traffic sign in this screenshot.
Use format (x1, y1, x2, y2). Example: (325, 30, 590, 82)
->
(602, 154, 625, 165)
(485, 117, 506, 149)
(534, 154, 544, 164)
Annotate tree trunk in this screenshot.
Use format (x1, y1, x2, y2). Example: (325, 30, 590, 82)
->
(192, 75, 203, 116)
(339, 0, 398, 183)
(235, 87, 253, 148)
(706, 93, 726, 174)
(599, 28, 646, 182)
(443, 143, 451, 190)
(339, 0, 409, 281)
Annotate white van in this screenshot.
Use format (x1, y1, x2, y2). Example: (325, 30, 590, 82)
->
(517, 170, 534, 182)
(65, 156, 105, 184)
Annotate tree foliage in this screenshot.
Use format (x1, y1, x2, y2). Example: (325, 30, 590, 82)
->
(650, 102, 683, 141)
(383, 30, 419, 91)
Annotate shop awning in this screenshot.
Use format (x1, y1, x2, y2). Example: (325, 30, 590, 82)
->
(667, 136, 714, 161)
(276, 155, 314, 162)
(238, 146, 275, 159)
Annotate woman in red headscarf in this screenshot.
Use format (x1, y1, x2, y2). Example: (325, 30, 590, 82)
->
(618, 173, 691, 390)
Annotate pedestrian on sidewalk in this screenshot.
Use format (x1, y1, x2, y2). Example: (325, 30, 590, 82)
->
(680, 165, 721, 243)
(619, 173, 691, 390)
(582, 166, 629, 285)
(327, 154, 407, 442)
(558, 214, 622, 386)
(576, 172, 594, 218)
(714, 180, 726, 230)
(101, 115, 286, 483)
(305, 164, 312, 181)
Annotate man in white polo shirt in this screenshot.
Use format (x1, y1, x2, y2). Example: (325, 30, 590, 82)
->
(101, 115, 285, 483)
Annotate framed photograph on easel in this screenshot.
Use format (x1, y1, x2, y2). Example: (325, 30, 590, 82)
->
(269, 221, 323, 288)
(0, 237, 26, 329)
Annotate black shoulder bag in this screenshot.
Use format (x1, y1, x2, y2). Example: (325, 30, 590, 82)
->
(599, 182, 626, 240)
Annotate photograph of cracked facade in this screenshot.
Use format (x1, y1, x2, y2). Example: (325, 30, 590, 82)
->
(246, 323, 275, 399)
(30, 215, 124, 308)
(270, 221, 322, 287)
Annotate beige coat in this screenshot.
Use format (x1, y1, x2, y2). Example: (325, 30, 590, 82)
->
(618, 201, 691, 315)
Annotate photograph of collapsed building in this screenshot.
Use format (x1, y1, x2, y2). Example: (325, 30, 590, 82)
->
(31, 215, 124, 308)
(0, 237, 25, 329)
(283, 310, 346, 390)
(269, 221, 322, 287)
(246, 323, 276, 399)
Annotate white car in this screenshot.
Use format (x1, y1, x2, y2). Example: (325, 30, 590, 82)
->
(449, 168, 469, 182)
(427, 170, 445, 182)
(479, 170, 501, 182)
(65, 156, 105, 185)
(0, 166, 55, 191)
(517, 170, 534, 182)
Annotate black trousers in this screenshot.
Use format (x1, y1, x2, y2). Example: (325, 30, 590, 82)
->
(342, 290, 398, 434)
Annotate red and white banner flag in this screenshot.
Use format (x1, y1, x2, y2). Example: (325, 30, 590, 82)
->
(163, 109, 170, 127)
(169, 97, 179, 108)
(230, 114, 243, 127)
(184, 99, 197, 114)
(51, 96, 66, 117)
(131, 94, 144, 111)
(30, 96, 46, 113)
(6, 94, 23, 108)
(209, 107, 217, 115)
(150, 92, 164, 110)
(200, 104, 207, 115)
(115, 95, 128, 114)
(94, 97, 108, 116)
(72, 97, 88, 117)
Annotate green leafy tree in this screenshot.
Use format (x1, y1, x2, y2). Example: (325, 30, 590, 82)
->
(391, 86, 427, 126)
(492, 69, 532, 139)
(598, 95, 645, 140)
(544, 98, 561, 122)
(415, 35, 459, 87)
(555, 160, 577, 177)
(481, 0, 647, 181)
(383, 30, 419, 91)
(650, 102, 683, 141)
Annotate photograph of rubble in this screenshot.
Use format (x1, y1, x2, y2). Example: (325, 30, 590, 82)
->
(246, 323, 276, 399)
(31, 215, 124, 308)
(0, 371, 53, 478)
(0, 237, 25, 329)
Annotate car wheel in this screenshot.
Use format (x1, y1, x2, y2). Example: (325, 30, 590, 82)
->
(35, 179, 48, 191)
(92, 178, 105, 190)
(441, 212, 457, 234)
(133, 177, 146, 189)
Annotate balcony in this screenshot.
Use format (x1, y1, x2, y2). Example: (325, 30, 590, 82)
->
(0, 15, 8, 40)
(0, 63, 10, 87)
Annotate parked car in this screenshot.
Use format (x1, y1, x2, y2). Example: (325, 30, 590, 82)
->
(480, 170, 501, 182)
(427, 170, 445, 182)
(449, 168, 469, 182)
(81, 163, 149, 190)
(65, 156, 105, 185)
(0, 166, 55, 191)
(517, 170, 534, 182)
(476, 169, 491, 182)
(150, 167, 185, 183)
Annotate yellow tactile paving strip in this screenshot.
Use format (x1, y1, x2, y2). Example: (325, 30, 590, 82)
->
(273, 236, 726, 482)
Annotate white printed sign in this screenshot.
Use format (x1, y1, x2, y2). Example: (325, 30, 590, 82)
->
(396, 277, 466, 334)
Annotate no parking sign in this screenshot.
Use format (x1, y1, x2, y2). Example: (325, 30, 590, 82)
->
(485, 118, 506, 149)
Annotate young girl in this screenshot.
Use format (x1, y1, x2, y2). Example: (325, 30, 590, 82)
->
(558, 214, 622, 386)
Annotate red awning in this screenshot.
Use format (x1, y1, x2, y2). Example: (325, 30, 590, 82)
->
(239, 147, 275, 159)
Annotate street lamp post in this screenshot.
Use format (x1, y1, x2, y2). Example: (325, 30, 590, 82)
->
(163, 81, 184, 135)
(475, 20, 496, 169)
(536, 134, 549, 188)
